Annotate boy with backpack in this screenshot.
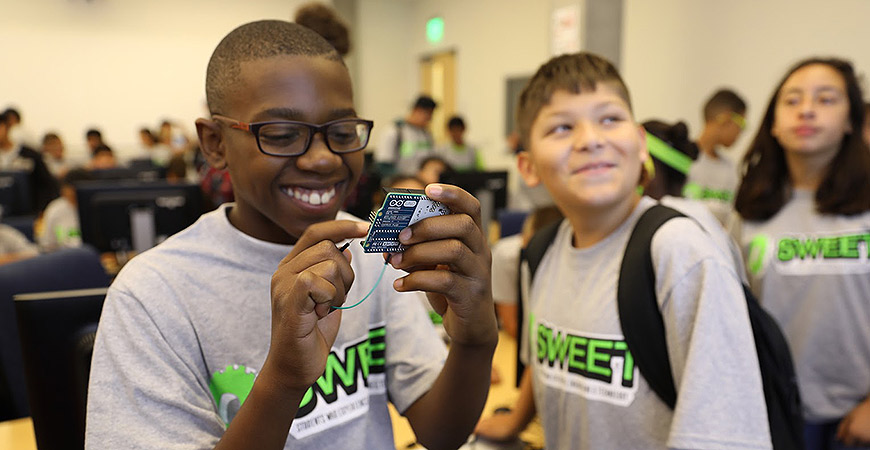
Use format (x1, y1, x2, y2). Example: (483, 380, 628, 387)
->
(474, 52, 786, 449)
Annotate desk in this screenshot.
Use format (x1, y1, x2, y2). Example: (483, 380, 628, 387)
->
(390, 331, 543, 449)
(0, 417, 36, 450)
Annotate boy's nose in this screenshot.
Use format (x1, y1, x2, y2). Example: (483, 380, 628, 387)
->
(296, 132, 342, 172)
(572, 122, 605, 152)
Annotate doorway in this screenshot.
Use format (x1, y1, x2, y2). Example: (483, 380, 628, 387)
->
(419, 50, 456, 145)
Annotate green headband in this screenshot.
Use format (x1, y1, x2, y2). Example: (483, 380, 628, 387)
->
(645, 132, 692, 175)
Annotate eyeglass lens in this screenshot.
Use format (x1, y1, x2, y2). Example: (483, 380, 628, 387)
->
(258, 121, 370, 156)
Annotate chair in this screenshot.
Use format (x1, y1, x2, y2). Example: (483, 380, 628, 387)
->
(497, 209, 529, 238)
(0, 245, 110, 421)
(15, 287, 107, 450)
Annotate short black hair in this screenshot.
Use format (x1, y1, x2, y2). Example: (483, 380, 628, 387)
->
(703, 89, 746, 121)
(413, 95, 437, 111)
(86, 129, 102, 139)
(294, 2, 351, 56)
(93, 144, 113, 156)
(206, 20, 343, 115)
(2, 108, 20, 122)
(447, 115, 465, 129)
(42, 132, 61, 144)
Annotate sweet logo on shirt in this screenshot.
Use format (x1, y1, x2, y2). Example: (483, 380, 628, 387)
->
(748, 231, 870, 276)
(208, 325, 387, 439)
(535, 320, 638, 407)
(683, 182, 733, 201)
(290, 325, 386, 439)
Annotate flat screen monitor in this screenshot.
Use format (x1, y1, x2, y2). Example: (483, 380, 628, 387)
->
(91, 165, 165, 182)
(439, 170, 508, 233)
(0, 170, 33, 217)
(14, 287, 108, 450)
(77, 181, 205, 253)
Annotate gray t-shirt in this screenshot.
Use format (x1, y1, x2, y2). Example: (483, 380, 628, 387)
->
(525, 197, 771, 450)
(731, 190, 870, 421)
(683, 152, 740, 226)
(86, 204, 447, 449)
(374, 122, 436, 177)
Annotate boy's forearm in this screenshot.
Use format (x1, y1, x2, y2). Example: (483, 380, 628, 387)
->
(510, 366, 537, 432)
(405, 338, 498, 449)
(214, 368, 306, 450)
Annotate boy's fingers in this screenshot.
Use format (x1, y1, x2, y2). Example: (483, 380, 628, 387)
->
(398, 213, 486, 254)
(391, 239, 487, 277)
(395, 269, 488, 304)
(424, 183, 483, 229)
(280, 220, 369, 265)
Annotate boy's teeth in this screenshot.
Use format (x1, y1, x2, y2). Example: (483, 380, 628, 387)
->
(286, 186, 337, 206)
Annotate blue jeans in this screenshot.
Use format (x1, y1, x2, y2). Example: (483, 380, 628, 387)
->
(805, 420, 870, 450)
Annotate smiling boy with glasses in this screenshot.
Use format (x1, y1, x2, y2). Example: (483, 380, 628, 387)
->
(86, 20, 497, 450)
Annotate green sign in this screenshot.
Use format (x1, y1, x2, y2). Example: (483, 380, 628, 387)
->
(426, 17, 444, 43)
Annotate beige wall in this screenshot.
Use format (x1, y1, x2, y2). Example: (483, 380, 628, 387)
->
(3, 0, 870, 171)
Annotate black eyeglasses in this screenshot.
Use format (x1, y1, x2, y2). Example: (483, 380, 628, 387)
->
(213, 114, 374, 157)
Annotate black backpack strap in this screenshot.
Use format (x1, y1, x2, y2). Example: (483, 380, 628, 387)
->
(515, 219, 562, 387)
(618, 204, 685, 409)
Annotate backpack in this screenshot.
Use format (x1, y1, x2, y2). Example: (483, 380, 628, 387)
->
(520, 203, 805, 450)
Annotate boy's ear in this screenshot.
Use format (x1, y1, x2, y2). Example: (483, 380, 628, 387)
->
(196, 118, 228, 170)
(637, 125, 650, 163)
(516, 150, 541, 187)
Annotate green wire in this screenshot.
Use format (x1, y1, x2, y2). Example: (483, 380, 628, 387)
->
(331, 259, 389, 310)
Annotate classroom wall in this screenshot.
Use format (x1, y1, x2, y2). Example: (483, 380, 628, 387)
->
(0, 0, 309, 163)
(4, 0, 869, 173)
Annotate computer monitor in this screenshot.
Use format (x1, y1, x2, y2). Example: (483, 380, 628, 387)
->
(91, 165, 165, 182)
(439, 170, 508, 233)
(77, 180, 205, 253)
(14, 287, 108, 450)
(0, 170, 33, 217)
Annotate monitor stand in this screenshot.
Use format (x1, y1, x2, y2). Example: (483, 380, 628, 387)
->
(129, 207, 156, 254)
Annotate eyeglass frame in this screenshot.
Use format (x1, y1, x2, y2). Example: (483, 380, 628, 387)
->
(211, 114, 374, 157)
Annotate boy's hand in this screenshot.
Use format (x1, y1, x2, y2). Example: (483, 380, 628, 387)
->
(837, 397, 870, 446)
(388, 184, 498, 347)
(264, 220, 369, 391)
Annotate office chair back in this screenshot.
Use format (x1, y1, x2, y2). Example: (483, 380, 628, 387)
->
(15, 288, 107, 450)
(0, 245, 110, 421)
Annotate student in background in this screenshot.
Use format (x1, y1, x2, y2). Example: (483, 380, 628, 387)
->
(475, 52, 770, 449)
(0, 111, 59, 214)
(731, 57, 870, 449)
(683, 89, 747, 225)
(37, 168, 92, 251)
(437, 115, 483, 172)
(85, 128, 105, 156)
(416, 155, 453, 186)
(136, 128, 172, 167)
(490, 205, 562, 340)
(641, 120, 697, 200)
(374, 95, 438, 177)
(86, 20, 497, 450)
(88, 144, 117, 170)
(0, 222, 38, 265)
(41, 132, 70, 179)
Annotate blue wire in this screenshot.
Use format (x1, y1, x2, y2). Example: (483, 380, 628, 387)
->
(331, 260, 389, 310)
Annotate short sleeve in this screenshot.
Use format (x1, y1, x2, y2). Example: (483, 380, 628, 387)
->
(491, 235, 522, 305)
(86, 285, 225, 449)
